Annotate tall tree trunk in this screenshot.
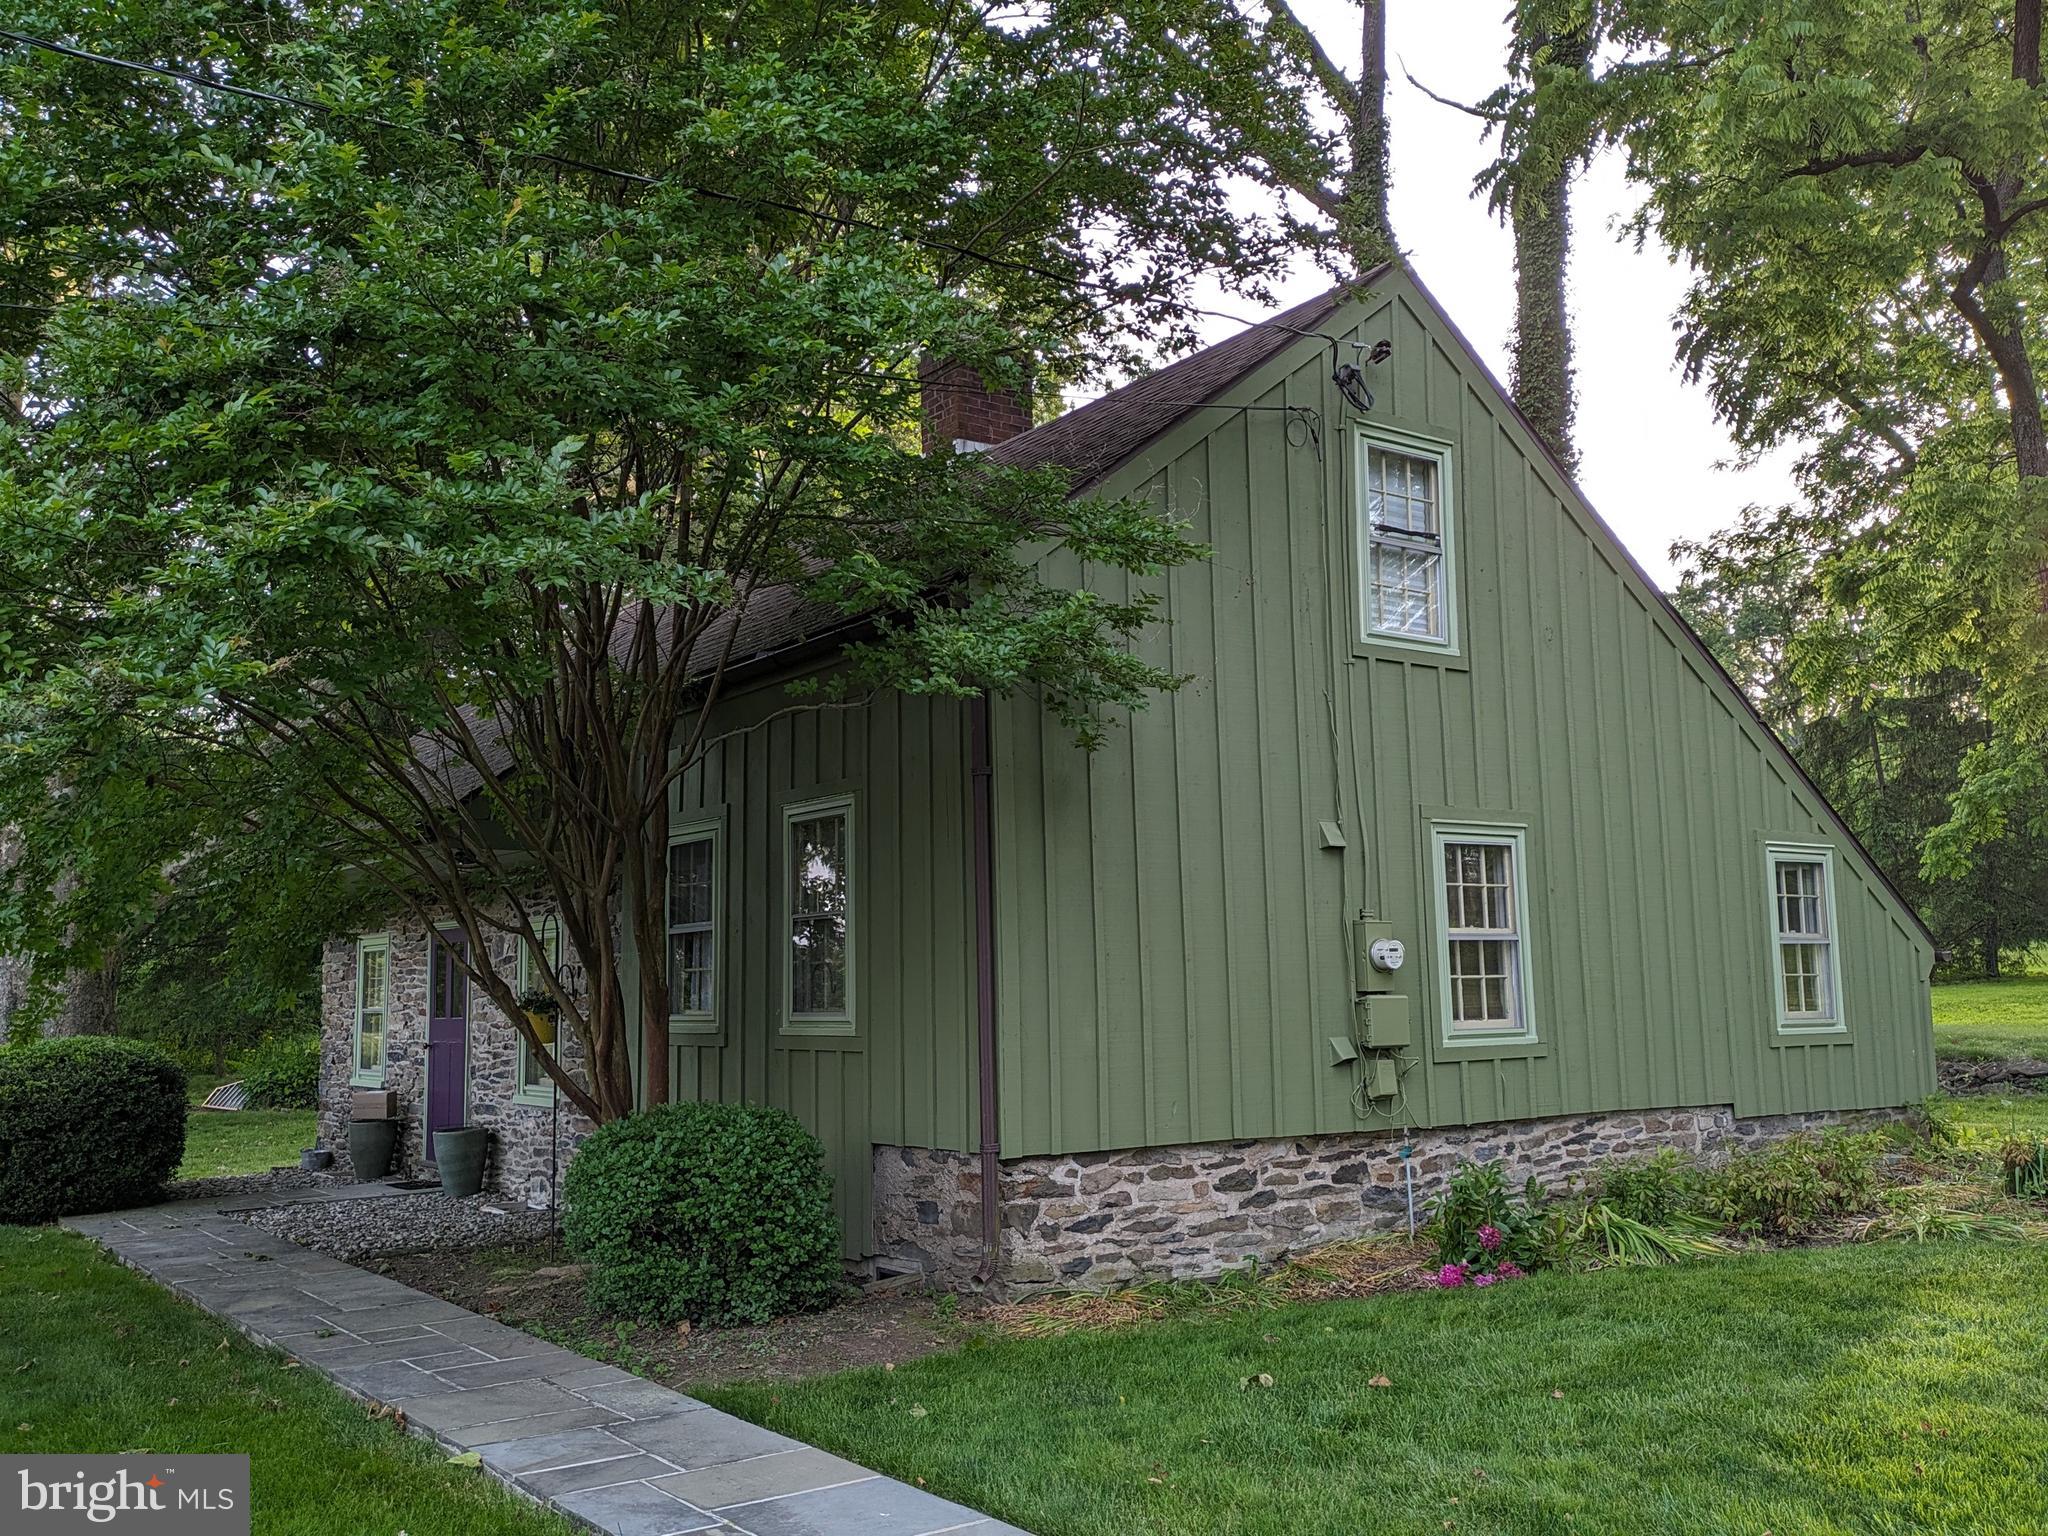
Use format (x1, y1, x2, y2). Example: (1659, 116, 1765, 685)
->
(50, 955, 120, 1037)
(1507, 8, 1589, 472)
(1339, 0, 1396, 273)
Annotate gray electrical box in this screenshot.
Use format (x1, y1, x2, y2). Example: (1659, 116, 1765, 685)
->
(1355, 993, 1412, 1050)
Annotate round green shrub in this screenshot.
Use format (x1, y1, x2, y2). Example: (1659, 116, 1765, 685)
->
(562, 1101, 841, 1326)
(0, 1038, 188, 1223)
(239, 1032, 319, 1109)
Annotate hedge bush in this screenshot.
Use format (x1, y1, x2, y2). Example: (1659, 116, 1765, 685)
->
(563, 1101, 840, 1326)
(240, 1033, 319, 1109)
(0, 1038, 188, 1223)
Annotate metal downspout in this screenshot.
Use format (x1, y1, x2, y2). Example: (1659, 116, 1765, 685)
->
(970, 693, 1001, 1286)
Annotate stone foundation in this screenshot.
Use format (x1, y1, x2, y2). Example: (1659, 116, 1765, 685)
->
(876, 1102, 1905, 1293)
(318, 911, 595, 1207)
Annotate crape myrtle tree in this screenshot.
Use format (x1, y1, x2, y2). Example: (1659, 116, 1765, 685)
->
(0, 0, 1296, 1122)
(1496, 0, 2048, 873)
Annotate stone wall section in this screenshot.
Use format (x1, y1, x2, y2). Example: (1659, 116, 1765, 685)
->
(872, 1145, 985, 1282)
(875, 1102, 1906, 1293)
(318, 909, 594, 1206)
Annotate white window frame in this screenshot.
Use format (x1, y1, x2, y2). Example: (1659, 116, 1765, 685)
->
(1429, 822, 1537, 1046)
(1357, 427, 1459, 656)
(782, 794, 856, 1036)
(667, 820, 721, 1034)
(513, 914, 561, 1105)
(350, 934, 390, 1087)
(1765, 842, 1846, 1034)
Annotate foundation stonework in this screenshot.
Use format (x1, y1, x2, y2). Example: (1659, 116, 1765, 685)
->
(318, 914, 594, 1205)
(875, 1102, 1903, 1293)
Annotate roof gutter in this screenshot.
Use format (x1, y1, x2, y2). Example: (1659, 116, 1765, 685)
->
(970, 691, 1002, 1286)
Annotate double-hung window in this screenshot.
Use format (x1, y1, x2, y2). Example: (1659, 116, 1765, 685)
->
(668, 824, 719, 1029)
(1361, 435, 1455, 650)
(784, 797, 854, 1034)
(352, 935, 390, 1086)
(1431, 824, 1535, 1044)
(1767, 844, 1843, 1030)
(514, 915, 561, 1102)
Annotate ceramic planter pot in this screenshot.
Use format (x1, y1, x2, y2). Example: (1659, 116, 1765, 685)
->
(346, 1119, 398, 1182)
(524, 1009, 557, 1047)
(435, 1126, 490, 1197)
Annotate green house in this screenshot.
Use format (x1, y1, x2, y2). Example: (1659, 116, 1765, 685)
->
(318, 266, 1935, 1289)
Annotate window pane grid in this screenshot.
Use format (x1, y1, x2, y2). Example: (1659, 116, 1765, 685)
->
(1771, 855, 1837, 1022)
(788, 809, 850, 1020)
(355, 942, 388, 1077)
(667, 836, 715, 1016)
(1365, 445, 1445, 641)
(1442, 839, 1524, 1033)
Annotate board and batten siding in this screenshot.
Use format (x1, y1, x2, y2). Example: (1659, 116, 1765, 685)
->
(992, 272, 1935, 1160)
(625, 676, 981, 1256)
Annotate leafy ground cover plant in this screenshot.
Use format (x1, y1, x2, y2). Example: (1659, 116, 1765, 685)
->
(1696, 1130, 1892, 1238)
(1426, 1160, 1553, 1286)
(1596, 1148, 1695, 1226)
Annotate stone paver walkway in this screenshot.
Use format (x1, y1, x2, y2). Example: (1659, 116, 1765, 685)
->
(65, 1194, 1023, 1536)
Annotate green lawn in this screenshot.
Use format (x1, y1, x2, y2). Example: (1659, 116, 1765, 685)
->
(178, 1108, 317, 1180)
(0, 1226, 571, 1536)
(707, 1243, 2048, 1536)
(1932, 973, 2048, 1061)
(1936, 1091, 2048, 1142)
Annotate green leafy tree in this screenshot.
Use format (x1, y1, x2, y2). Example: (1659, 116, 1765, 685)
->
(0, 1, 1291, 1121)
(1674, 506, 2048, 974)
(1496, 0, 2048, 862)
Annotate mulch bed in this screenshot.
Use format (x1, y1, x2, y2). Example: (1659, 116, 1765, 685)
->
(372, 1241, 991, 1387)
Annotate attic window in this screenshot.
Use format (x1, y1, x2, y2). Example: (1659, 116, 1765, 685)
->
(1359, 434, 1457, 652)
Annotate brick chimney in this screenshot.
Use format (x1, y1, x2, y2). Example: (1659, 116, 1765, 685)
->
(919, 355, 1033, 455)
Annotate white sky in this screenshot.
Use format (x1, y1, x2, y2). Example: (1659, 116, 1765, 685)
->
(1114, 1, 1807, 589)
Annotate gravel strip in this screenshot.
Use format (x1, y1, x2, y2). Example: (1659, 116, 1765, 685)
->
(229, 1190, 556, 1261)
(167, 1168, 336, 1204)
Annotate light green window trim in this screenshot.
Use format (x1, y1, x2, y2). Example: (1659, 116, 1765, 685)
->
(350, 935, 390, 1087)
(1429, 821, 1537, 1048)
(667, 820, 721, 1034)
(513, 915, 561, 1104)
(783, 794, 855, 1036)
(1765, 842, 1846, 1034)
(1356, 426, 1460, 659)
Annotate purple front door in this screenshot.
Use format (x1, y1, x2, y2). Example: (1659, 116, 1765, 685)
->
(425, 929, 469, 1158)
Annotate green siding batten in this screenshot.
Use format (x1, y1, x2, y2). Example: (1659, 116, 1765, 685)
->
(627, 679, 981, 1258)
(992, 270, 1935, 1160)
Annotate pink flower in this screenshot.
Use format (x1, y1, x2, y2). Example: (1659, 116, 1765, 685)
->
(1477, 1225, 1504, 1252)
(1436, 1263, 1467, 1288)
(1473, 1272, 1496, 1287)
(1495, 1261, 1525, 1280)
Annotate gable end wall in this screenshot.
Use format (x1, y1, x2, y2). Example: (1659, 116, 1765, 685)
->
(991, 271, 1935, 1160)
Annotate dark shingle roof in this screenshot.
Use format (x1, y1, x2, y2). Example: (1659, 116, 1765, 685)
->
(985, 282, 1362, 491)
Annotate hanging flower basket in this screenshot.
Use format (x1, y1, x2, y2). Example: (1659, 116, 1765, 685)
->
(524, 1009, 557, 1047)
